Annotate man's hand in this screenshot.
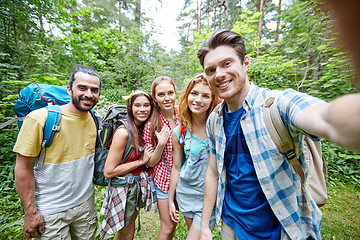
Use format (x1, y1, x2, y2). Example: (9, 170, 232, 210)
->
(23, 210, 45, 238)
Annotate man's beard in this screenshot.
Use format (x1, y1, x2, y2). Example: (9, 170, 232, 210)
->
(71, 95, 97, 112)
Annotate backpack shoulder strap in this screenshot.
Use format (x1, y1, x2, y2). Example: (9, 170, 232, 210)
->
(263, 90, 295, 154)
(174, 105, 179, 117)
(263, 90, 311, 210)
(44, 105, 62, 148)
(179, 124, 187, 152)
(90, 109, 101, 130)
(36, 105, 62, 168)
(264, 91, 307, 179)
(119, 119, 134, 164)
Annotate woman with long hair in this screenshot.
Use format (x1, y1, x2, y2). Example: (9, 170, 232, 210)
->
(143, 76, 180, 239)
(100, 90, 155, 240)
(168, 73, 222, 239)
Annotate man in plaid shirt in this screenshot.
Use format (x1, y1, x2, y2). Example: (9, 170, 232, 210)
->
(198, 30, 360, 240)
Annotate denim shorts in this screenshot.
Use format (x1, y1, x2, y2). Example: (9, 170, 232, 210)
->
(182, 208, 215, 231)
(154, 182, 168, 199)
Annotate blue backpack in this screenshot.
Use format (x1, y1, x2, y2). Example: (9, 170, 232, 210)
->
(14, 83, 100, 163)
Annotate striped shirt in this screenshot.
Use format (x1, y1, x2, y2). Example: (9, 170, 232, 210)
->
(207, 83, 324, 240)
(13, 108, 96, 216)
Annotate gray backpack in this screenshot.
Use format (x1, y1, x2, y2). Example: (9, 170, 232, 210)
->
(93, 105, 133, 187)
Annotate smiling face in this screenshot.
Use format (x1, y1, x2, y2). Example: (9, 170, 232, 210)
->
(203, 45, 251, 111)
(68, 72, 101, 114)
(153, 81, 176, 112)
(187, 82, 213, 115)
(132, 95, 152, 126)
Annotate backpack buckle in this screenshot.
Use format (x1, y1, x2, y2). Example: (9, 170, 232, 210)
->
(264, 97, 275, 108)
(127, 175, 134, 184)
(52, 125, 61, 132)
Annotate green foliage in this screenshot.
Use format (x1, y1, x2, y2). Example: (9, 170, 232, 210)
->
(0, 0, 190, 117)
(0, 127, 17, 162)
(180, 27, 211, 74)
(0, 127, 24, 239)
(322, 141, 360, 185)
(244, 0, 355, 101)
(232, 10, 262, 56)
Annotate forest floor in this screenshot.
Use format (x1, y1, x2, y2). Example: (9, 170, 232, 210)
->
(93, 180, 360, 240)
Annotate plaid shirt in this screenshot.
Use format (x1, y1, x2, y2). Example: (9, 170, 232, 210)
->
(143, 109, 179, 193)
(207, 83, 324, 240)
(100, 171, 152, 239)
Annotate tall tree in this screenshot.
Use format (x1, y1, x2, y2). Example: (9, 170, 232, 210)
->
(134, 0, 141, 25)
(257, 0, 265, 57)
(275, 0, 282, 40)
(196, 0, 202, 32)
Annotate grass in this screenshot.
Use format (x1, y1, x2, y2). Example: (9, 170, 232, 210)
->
(95, 205, 218, 240)
(92, 180, 360, 240)
(320, 181, 360, 239)
(1, 180, 359, 239)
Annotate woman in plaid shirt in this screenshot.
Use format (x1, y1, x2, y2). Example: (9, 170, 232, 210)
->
(144, 76, 180, 239)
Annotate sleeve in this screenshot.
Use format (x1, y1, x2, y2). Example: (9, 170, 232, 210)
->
(278, 89, 326, 140)
(13, 109, 46, 157)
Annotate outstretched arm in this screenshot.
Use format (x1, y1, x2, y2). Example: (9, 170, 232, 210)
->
(200, 152, 218, 240)
(296, 93, 360, 151)
(15, 154, 45, 238)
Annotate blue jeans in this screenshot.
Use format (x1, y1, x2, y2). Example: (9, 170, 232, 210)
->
(154, 182, 169, 199)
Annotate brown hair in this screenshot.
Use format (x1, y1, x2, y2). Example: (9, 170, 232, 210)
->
(197, 29, 247, 68)
(149, 76, 176, 145)
(125, 90, 154, 154)
(178, 73, 222, 132)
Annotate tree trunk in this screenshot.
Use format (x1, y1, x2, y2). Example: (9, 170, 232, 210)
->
(275, 0, 282, 40)
(207, 1, 210, 26)
(71, 5, 81, 34)
(134, 0, 141, 79)
(134, 0, 141, 25)
(224, 0, 229, 16)
(38, 2, 44, 40)
(119, 1, 122, 32)
(256, 0, 265, 57)
(213, 5, 217, 30)
(224, 0, 229, 28)
(197, 0, 202, 32)
(11, 0, 18, 48)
